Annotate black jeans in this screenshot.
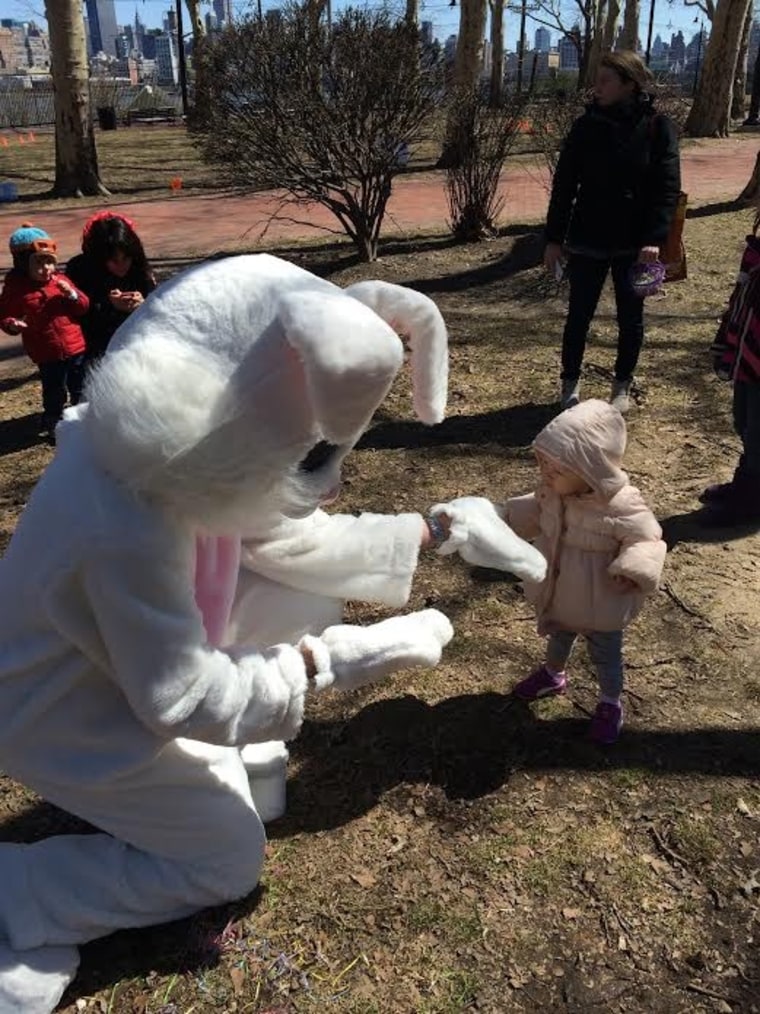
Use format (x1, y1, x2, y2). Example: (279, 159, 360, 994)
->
(38, 354, 85, 427)
(561, 253, 644, 383)
(733, 381, 760, 478)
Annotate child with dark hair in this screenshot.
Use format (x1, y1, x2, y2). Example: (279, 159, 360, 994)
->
(544, 50, 681, 414)
(66, 211, 156, 360)
(0, 224, 88, 441)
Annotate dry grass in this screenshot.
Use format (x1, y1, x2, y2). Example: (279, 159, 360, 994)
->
(0, 117, 561, 215)
(1, 204, 759, 1013)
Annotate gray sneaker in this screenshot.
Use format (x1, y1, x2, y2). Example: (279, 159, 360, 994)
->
(560, 378, 580, 410)
(610, 379, 631, 414)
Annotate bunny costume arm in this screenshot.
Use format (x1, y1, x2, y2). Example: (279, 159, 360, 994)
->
(82, 540, 309, 746)
(430, 496, 547, 583)
(239, 509, 426, 607)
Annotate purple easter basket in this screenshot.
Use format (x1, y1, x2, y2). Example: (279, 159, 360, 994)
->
(629, 260, 666, 298)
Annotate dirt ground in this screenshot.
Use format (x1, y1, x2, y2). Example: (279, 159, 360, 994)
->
(0, 205, 759, 1014)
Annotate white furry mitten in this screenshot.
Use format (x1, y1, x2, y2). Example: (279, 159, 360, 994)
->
(430, 496, 547, 583)
(300, 609, 453, 692)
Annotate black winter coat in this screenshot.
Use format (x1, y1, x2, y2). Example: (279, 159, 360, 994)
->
(545, 97, 681, 255)
(65, 254, 156, 359)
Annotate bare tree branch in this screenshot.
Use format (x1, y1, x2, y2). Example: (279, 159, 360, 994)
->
(193, 5, 442, 261)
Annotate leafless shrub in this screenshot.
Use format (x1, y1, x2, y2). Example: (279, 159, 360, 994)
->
(192, 5, 443, 262)
(529, 87, 587, 181)
(444, 87, 527, 242)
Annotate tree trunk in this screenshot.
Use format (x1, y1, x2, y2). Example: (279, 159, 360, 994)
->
(578, 2, 596, 89)
(685, 0, 753, 138)
(731, 6, 752, 120)
(452, 0, 487, 90)
(44, 0, 109, 197)
(618, 0, 639, 50)
(185, 0, 205, 44)
(438, 0, 487, 166)
(603, 0, 621, 51)
(586, 0, 609, 84)
(488, 0, 505, 107)
(406, 0, 419, 24)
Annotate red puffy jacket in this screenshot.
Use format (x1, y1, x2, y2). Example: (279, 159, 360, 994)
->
(0, 270, 88, 364)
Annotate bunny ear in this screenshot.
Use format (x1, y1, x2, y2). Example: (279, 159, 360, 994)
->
(344, 281, 448, 425)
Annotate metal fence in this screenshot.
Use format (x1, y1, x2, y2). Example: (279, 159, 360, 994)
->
(0, 82, 183, 130)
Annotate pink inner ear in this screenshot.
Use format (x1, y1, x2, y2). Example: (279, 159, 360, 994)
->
(194, 534, 242, 648)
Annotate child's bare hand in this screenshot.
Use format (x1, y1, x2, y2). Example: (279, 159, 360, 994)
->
(108, 289, 133, 312)
(109, 289, 143, 312)
(55, 278, 78, 300)
(611, 574, 638, 593)
(4, 318, 28, 334)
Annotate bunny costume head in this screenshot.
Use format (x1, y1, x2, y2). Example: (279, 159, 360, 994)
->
(85, 254, 448, 534)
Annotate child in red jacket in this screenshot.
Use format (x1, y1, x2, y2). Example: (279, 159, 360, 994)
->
(0, 224, 89, 442)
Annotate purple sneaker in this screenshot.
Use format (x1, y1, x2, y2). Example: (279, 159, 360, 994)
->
(590, 701, 623, 745)
(513, 665, 567, 701)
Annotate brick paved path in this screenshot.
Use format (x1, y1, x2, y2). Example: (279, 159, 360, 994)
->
(0, 136, 756, 270)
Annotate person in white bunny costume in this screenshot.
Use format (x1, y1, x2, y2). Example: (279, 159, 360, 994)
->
(0, 253, 548, 1014)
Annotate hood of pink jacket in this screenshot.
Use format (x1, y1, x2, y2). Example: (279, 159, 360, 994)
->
(533, 399, 628, 500)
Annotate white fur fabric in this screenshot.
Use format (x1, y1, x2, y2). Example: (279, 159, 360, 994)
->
(301, 609, 454, 692)
(345, 280, 448, 424)
(84, 256, 448, 532)
(0, 943, 79, 1014)
(431, 496, 548, 583)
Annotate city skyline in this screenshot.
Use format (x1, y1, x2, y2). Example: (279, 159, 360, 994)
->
(0, 0, 706, 50)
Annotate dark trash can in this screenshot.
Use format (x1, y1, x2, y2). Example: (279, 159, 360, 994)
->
(97, 106, 117, 131)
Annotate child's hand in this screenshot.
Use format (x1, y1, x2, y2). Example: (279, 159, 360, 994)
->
(108, 289, 133, 312)
(109, 290, 143, 313)
(55, 278, 78, 300)
(612, 574, 638, 593)
(4, 317, 28, 335)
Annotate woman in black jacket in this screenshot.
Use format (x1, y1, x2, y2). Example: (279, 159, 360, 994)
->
(66, 212, 157, 362)
(544, 51, 681, 413)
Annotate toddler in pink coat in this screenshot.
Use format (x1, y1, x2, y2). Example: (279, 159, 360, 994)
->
(499, 398, 665, 743)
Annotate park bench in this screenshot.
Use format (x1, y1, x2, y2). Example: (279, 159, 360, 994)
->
(124, 106, 181, 126)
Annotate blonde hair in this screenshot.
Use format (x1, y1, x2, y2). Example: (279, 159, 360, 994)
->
(599, 50, 654, 92)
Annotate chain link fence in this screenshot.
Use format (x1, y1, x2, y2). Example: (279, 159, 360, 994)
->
(0, 81, 182, 130)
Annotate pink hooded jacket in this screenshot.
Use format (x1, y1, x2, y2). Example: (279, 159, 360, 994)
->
(503, 400, 666, 635)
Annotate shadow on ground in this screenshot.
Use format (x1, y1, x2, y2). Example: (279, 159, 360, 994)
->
(0, 413, 45, 457)
(275, 693, 760, 836)
(661, 508, 760, 548)
(360, 401, 557, 452)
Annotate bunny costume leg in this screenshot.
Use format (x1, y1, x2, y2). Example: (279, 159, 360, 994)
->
(0, 740, 263, 1010)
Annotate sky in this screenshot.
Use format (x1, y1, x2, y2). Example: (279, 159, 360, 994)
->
(0, 0, 710, 50)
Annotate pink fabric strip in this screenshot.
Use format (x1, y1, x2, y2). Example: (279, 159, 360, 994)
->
(194, 534, 242, 648)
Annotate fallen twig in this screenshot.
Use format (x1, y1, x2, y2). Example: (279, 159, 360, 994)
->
(649, 825, 688, 868)
(661, 582, 713, 627)
(684, 981, 736, 1003)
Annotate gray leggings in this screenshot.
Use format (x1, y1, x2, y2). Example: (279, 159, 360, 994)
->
(546, 629, 624, 699)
